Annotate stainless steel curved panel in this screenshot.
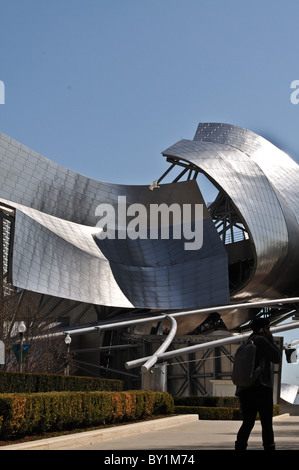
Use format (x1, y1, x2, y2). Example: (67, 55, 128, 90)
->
(194, 123, 299, 225)
(163, 129, 299, 301)
(8, 186, 229, 312)
(0, 132, 230, 322)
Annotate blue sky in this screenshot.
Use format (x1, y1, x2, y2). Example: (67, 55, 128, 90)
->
(1, 0, 299, 184)
(1, 0, 299, 385)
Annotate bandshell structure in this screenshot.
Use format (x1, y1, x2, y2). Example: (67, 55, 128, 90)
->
(0, 122, 298, 333)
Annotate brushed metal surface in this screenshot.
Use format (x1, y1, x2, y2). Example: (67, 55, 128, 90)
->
(0, 132, 229, 333)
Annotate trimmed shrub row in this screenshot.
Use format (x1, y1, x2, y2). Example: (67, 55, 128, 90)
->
(0, 371, 123, 393)
(174, 397, 280, 420)
(174, 396, 239, 408)
(174, 405, 242, 420)
(0, 390, 174, 440)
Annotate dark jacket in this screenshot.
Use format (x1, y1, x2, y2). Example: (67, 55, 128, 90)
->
(236, 333, 281, 395)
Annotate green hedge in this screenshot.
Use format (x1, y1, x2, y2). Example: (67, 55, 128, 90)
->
(0, 371, 123, 393)
(174, 396, 239, 408)
(174, 405, 242, 420)
(0, 390, 174, 440)
(174, 403, 280, 420)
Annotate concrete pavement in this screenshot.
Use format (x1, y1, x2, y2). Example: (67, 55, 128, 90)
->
(1, 413, 299, 451)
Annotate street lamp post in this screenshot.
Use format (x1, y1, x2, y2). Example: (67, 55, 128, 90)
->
(18, 321, 26, 372)
(64, 334, 72, 375)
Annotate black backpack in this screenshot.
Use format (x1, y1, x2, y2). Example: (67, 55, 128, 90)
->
(232, 340, 263, 387)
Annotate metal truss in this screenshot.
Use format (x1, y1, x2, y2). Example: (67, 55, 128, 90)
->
(0, 202, 15, 295)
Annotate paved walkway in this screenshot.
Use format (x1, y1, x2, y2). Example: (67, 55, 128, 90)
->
(1, 413, 299, 452)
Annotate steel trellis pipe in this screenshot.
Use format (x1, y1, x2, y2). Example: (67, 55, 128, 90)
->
(125, 320, 299, 369)
(141, 315, 177, 372)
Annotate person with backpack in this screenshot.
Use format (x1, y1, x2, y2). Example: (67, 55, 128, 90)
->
(234, 317, 281, 451)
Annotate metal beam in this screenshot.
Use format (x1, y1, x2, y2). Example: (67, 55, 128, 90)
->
(60, 296, 299, 337)
(141, 315, 177, 372)
(125, 320, 299, 369)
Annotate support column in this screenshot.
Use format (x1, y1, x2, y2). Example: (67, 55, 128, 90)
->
(141, 362, 167, 392)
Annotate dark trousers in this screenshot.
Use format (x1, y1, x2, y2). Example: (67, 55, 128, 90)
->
(236, 385, 275, 450)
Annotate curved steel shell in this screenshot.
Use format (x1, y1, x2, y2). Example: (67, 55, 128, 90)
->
(163, 123, 299, 303)
(0, 131, 229, 316)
